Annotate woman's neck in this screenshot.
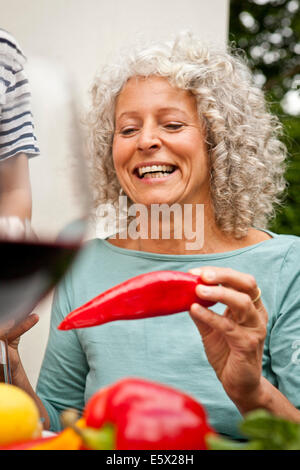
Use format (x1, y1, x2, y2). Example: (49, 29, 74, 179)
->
(108, 202, 271, 255)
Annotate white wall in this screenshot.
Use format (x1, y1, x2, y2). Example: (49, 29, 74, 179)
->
(1, 0, 229, 102)
(1, 0, 229, 388)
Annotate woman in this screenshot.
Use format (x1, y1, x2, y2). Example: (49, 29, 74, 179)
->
(3, 32, 300, 440)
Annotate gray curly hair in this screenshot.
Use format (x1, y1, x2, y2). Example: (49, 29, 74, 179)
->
(85, 31, 287, 238)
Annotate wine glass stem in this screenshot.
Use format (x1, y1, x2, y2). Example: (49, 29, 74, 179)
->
(0, 337, 12, 384)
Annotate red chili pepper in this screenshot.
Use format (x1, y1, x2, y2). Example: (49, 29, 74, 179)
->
(83, 377, 215, 450)
(58, 270, 215, 331)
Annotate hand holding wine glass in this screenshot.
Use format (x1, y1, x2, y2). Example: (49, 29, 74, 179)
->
(0, 313, 39, 384)
(0, 216, 38, 383)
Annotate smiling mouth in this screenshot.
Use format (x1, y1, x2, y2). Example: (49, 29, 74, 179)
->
(135, 164, 177, 179)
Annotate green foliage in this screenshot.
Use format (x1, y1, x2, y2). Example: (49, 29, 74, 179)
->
(229, 0, 300, 236)
(207, 409, 300, 450)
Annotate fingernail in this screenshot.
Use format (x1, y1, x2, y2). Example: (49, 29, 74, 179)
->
(189, 268, 202, 275)
(191, 302, 202, 313)
(198, 285, 211, 295)
(203, 270, 216, 281)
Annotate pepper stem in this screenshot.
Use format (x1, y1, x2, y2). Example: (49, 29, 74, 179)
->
(78, 425, 115, 450)
(60, 408, 115, 450)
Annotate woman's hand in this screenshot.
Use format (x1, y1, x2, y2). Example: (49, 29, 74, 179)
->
(189, 266, 268, 415)
(0, 314, 39, 382)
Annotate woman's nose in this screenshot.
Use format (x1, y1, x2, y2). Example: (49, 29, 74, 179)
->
(137, 125, 161, 153)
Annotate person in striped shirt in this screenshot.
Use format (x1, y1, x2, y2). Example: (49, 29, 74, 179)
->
(0, 28, 39, 221)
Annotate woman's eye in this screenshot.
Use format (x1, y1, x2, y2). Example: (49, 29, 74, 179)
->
(120, 128, 138, 136)
(164, 123, 184, 131)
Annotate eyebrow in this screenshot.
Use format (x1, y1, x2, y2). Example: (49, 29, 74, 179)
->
(116, 107, 189, 120)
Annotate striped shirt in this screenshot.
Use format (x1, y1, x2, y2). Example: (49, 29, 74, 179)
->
(0, 28, 39, 161)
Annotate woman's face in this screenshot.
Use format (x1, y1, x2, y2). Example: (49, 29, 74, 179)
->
(113, 75, 210, 207)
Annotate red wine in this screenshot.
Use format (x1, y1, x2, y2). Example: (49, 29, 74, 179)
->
(0, 239, 80, 326)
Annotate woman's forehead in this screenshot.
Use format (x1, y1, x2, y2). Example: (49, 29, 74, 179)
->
(115, 75, 197, 116)
(119, 75, 188, 96)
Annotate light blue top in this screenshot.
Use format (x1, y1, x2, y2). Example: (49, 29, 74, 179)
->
(36, 230, 300, 439)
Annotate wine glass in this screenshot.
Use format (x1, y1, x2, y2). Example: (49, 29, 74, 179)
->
(0, 56, 91, 383)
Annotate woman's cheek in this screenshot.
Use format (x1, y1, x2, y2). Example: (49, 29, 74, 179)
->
(113, 138, 132, 167)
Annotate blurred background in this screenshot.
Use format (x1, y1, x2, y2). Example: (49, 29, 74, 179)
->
(230, 0, 300, 236)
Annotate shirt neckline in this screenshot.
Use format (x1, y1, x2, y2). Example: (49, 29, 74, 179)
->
(100, 228, 278, 261)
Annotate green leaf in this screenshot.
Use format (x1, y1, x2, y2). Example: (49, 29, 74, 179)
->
(229, 0, 300, 237)
(207, 410, 300, 450)
(239, 409, 300, 450)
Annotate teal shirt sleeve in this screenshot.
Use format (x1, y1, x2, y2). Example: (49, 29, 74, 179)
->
(36, 275, 89, 432)
(269, 239, 300, 408)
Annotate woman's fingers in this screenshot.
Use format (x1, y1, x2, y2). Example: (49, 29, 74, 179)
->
(190, 266, 267, 324)
(6, 313, 39, 342)
(195, 283, 258, 325)
(190, 303, 237, 337)
(190, 266, 261, 305)
(190, 303, 265, 351)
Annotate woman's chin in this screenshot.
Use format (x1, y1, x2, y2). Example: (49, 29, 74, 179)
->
(132, 195, 179, 207)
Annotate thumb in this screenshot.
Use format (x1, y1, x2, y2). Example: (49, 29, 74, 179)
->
(6, 313, 39, 342)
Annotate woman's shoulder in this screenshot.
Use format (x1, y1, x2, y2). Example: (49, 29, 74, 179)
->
(261, 229, 300, 247)
(272, 232, 300, 266)
(255, 230, 300, 281)
(267, 233, 300, 317)
(70, 237, 122, 273)
(76, 237, 110, 258)
(251, 228, 299, 249)
(252, 230, 300, 266)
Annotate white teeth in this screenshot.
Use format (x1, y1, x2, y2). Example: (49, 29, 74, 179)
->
(144, 171, 171, 179)
(138, 164, 175, 177)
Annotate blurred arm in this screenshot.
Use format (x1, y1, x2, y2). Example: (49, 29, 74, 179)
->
(0, 153, 32, 220)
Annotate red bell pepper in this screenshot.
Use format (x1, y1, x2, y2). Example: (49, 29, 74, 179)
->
(58, 270, 215, 331)
(83, 377, 215, 450)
